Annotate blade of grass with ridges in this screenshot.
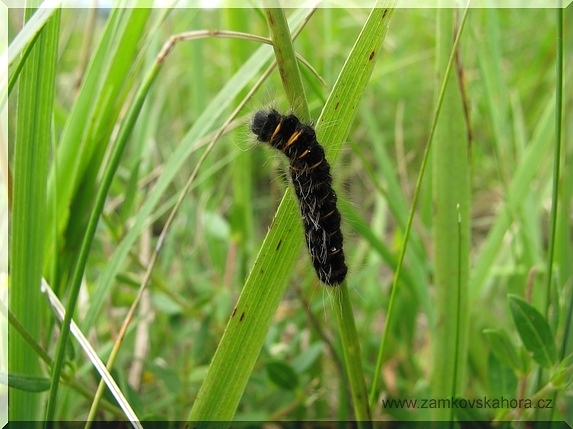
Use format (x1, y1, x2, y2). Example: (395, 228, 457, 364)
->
(430, 7, 470, 421)
(44, 8, 152, 287)
(368, 5, 470, 411)
(546, 7, 565, 421)
(3, 3, 60, 107)
(9, 7, 60, 421)
(188, 3, 396, 424)
(263, 5, 310, 121)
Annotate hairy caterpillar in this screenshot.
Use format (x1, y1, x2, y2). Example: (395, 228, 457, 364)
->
(251, 109, 347, 286)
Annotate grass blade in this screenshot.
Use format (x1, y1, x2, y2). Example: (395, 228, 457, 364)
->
(430, 7, 471, 421)
(44, 8, 152, 287)
(369, 4, 471, 412)
(9, 6, 60, 421)
(263, 6, 310, 121)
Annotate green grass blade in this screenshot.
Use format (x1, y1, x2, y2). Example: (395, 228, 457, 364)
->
(9, 7, 60, 421)
(2, 6, 59, 107)
(6, 6, 59, 68)
(430, 7, 471, 421)
(188, 3, 396, 423)
(549, 6, 570, 423)
(263, 6, 310, 121)
(545, 2, 564, 313)
(369, 5, 470, 411)
(44, 8, 152, 286)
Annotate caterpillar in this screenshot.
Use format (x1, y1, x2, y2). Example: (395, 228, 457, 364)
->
(251, 109, 347, 286)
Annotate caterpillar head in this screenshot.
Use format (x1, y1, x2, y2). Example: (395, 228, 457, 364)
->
(251, 109, 281, 142)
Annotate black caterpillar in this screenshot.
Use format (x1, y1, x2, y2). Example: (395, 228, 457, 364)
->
(251, 109, 347, 286)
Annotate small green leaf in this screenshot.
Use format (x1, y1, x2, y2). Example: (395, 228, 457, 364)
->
(508, 294, 557, 368)
(483, 328, 522, 373)
(265, 360, 298, 391)
(2, 371, 51, 393)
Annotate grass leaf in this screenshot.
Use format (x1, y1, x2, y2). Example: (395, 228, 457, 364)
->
(9, 7, 60, 420)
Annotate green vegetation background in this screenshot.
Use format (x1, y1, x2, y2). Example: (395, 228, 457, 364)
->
(6, 5, 572, 425)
